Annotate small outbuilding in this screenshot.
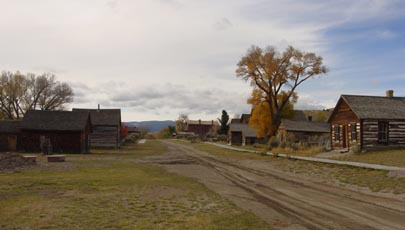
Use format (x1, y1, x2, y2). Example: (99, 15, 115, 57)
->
(73, 108, 121, 148)
(277, 119, 330, 144)
(19, 110, 92, 153)
(328, 90, 405, 151)
(0, 120, 21, 151)
(229, 122, 258, 145)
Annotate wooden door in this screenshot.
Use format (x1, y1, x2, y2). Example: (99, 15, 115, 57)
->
(8, 135, 17, 151)
(342, 125, 347, 148)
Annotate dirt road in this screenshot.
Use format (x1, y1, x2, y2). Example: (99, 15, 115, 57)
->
(140, 141, 405, 230)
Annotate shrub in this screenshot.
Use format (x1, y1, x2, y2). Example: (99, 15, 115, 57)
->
(268, 136, 280, 148)
(279, 141, 287, 148)
(351, 145, 361, 154)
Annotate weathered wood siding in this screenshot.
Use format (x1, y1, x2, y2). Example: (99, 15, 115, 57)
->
(362, 120, 405, 150)
(0, 134, 19, 151)
(230, 131, 242, 145)
(187, 124, 215, 136)
(19, 130, 86, 153)
(90, 126, 120, 148)
(330, 100, 361, 150)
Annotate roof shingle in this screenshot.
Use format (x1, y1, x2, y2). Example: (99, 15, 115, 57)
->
(341, 95, 405, 120)
(21, 110, 90, 131)
(73, 109, 121, 126)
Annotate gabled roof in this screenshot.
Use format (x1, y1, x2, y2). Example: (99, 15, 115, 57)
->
(0, 120, 21, 134)
(230, 118, 241, 124)
(291, 110, 308, 121)
(281, 119, 329, 133)
(186, 120, 219, 126)
(229, 123, 256, 137)
(240, 114, 251, 123)
(73, 108, 121, 126)
(329, 95, 405, 122)
(21, 110, 90, 131)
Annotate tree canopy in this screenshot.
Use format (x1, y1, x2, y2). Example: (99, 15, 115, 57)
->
(217, 110, 230, 135)
(236, 45, 327, 137)
(0, 71, 74, 120)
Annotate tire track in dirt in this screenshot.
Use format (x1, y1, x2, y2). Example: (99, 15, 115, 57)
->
(152, 141, 405, 230)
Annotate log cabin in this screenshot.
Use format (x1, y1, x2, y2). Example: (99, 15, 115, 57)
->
(19, 110, 92, 153)
(328, 90, 405, 151)
(73, 108, 121, 148)
(0, 120, 21, 151)
(277, 119, 330, 144)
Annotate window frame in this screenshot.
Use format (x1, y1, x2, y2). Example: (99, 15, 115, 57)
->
(350, 123, 357, 142)
(378, 121, 389, 143)
(334, 125, 340, 142)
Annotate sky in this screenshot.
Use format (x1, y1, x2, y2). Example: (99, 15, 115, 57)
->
(1, 0, 405, 121)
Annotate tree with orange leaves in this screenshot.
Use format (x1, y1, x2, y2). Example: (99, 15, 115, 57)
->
(236, 46, 327, 137)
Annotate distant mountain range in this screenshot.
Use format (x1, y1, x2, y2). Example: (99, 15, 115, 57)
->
(123, 120, 176, 133)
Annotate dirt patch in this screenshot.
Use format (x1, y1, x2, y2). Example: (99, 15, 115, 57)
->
(149, 140, 405, 230)
(0, 152, 36, 172)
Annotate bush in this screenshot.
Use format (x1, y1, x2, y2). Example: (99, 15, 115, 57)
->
(268, 136, 280, 148)
(216, 134, 228, 142)
(279, 141, 287, 148)
(351, 145, 361, 154)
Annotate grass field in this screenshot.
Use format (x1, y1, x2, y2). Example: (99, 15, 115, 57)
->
(0, 140, 270, 230)
(334, 149, 405, 167)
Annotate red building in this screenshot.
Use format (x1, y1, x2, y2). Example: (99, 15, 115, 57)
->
(185, 120, 219, 136)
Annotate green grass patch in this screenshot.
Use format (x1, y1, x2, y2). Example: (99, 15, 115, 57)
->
(334, 149, 405, 167)
(0, 140, 270, 230)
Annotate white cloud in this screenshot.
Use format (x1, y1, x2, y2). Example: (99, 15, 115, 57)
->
(1, 0, 404, 120)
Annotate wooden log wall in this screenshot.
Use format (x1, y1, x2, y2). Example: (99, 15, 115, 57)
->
(90, 126, 119, 148)
(363, 120, 405, 149)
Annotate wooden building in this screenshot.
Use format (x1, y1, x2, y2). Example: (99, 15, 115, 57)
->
(328, 90, 405, 151)
(73, 108, 121, 148)
(0, 120, 21, 151)
(277, 119, 329, 144)
(229, 121, 258, 145)
(19, 110, 92, 153)
(185, 120, 219, 136)
(229, 114, 264, 145)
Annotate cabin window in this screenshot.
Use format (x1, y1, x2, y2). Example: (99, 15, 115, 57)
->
(378, 121, 389, 143)
(350, 124, 357, 142)
(334, 126, 340, 142)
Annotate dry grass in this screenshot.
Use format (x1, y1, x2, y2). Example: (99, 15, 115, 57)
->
(275, 158, 405, 194)
(334, 149, 405, 167)
(271, 146, 325, 157)
(174, 140, 405, 194)
(0, 140, 270, 230)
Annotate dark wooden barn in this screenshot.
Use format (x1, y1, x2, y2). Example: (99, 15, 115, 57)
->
(73, 108, 121, 148)
(185, 120, 219, 136)
(0, 120, 21, 151)
(19, 110, 92, 153)
(328, 90, 405, 151)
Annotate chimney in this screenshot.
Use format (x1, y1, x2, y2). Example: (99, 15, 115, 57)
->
(199, 119, 201, 125)
(386, 90, 394, 98)
(98, 104, 100, 110)
(308, 116, 313, 121)
(211, 120, 214, 125)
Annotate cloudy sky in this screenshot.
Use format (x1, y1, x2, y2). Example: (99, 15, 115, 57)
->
(1, 0, 405, 121)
